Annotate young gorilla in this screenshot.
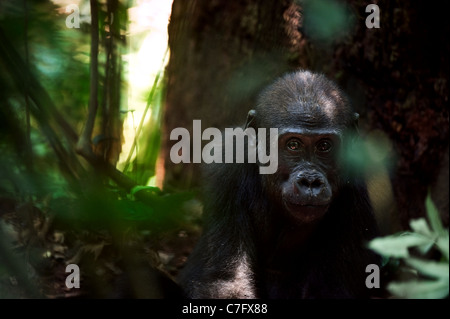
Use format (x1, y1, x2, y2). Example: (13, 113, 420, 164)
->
(178, 70, 380, 299)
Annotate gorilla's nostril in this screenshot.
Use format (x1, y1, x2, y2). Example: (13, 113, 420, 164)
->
(297, 176, 324, 190)
(300, 178, 310, 188)
(311, 179, 324, 189)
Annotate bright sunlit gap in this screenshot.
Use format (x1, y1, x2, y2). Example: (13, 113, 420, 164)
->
(119, 0, 173, 186)
(54, 0, 173, 186)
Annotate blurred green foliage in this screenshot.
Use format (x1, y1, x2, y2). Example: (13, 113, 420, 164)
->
(340, 129, 396, 177)
(0, 0, 191, 298)
(0, 0, 184, 225)
(301, 0, 355, 45)
(369, 192, 449, 299)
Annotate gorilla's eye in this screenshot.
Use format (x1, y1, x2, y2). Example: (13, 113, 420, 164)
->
(286, 139, 301, 151)
(316, 140, 333, 154)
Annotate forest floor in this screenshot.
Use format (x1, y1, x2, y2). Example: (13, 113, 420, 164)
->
(0, 196, 201, 299)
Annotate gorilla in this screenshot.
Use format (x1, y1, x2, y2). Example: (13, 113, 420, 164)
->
(178, 70, 380, 299)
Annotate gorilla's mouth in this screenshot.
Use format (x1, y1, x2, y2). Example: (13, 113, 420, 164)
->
(285, 202, 329, 210)
(284, 201, 330, 217)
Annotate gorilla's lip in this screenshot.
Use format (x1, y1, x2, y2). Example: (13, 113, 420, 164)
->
(284, 201, 330, 212)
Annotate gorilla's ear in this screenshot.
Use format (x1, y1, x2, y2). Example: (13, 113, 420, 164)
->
(353, 112, 360, 134)
(245, 109, 256, 129)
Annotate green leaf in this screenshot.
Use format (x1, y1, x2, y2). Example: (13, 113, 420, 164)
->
(115, 200, 152, 221)
(425, 191, 445, 235)
(388, 279, 449, 299)
(436, 231, 449, 261)
(130, 185, 161, 196)
(368, 232, 433, 258)
(408, 218, 436, 254)
(405, 258, 449, 281)
(409, 218, 433, 238)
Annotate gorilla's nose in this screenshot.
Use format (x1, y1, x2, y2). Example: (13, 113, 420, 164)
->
(296, 172, 325, 197)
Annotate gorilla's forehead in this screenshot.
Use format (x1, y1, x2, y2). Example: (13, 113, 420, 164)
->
(286, 101, 337, 118)
(264, 104, 347, 131)
(256, 71, 353, 130)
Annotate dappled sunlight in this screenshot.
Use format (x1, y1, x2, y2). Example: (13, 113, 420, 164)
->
(117, 0, 173, 184)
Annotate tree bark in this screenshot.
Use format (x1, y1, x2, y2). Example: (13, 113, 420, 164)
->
(162, 0, 295, 191)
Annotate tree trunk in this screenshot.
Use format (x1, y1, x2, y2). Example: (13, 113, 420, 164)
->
(162, 0, 295, 191)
